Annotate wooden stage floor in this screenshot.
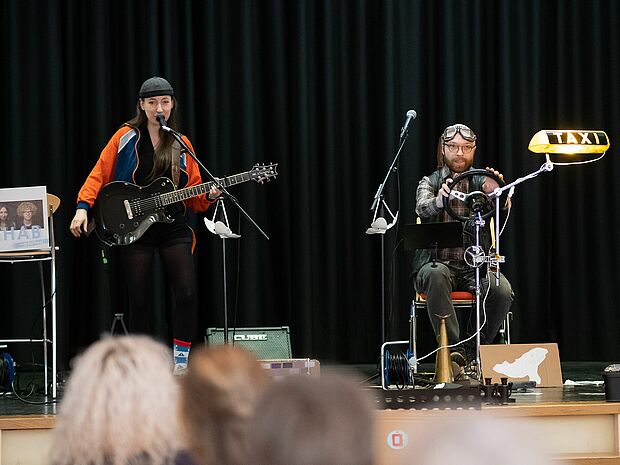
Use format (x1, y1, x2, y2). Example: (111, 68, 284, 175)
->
(0, 362, 618, 465)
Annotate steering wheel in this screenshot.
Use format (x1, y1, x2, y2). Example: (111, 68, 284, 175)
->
(442, 169, 505, 222)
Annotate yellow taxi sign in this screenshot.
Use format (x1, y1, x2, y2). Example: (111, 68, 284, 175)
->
(529, 130, 610, 154)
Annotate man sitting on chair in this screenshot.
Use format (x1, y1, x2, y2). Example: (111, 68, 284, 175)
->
(412, 123, 514, 359)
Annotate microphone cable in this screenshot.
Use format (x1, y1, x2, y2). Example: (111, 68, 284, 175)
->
(498, 186, 514, 237)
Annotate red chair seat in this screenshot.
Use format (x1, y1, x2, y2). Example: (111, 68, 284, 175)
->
(417, 291, 474, 302)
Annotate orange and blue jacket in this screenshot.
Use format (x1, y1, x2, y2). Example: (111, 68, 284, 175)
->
(76, 125, 212, 212)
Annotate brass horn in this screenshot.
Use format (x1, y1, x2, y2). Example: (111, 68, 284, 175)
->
(433, 315, 454, 383)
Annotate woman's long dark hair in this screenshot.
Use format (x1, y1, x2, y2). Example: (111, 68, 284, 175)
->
(125, 98, 179, 182)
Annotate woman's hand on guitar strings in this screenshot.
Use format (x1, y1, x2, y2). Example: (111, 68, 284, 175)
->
(208, 186, 222, 200)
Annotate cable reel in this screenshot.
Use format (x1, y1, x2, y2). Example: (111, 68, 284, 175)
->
(0, 352, 15, 391)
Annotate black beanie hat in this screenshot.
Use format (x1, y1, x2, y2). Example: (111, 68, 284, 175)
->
(139, 76, 174, 98)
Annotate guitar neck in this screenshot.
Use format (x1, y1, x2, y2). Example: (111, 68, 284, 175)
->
(160, 172, 252, 205)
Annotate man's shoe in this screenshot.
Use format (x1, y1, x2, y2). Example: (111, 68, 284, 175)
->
(450, 351, 468, 367)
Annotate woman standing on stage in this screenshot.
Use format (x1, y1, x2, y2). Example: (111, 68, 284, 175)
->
(69, 76, 219, 374)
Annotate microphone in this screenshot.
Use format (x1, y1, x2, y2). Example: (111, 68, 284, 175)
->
(155, 112, 171, 132)
(399, 109, 417, 140)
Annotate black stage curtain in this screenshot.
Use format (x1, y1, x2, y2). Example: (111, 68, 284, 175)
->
(0, 0, 618, 368)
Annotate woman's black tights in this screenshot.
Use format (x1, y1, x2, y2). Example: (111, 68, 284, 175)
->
(118, 241, 198, 343)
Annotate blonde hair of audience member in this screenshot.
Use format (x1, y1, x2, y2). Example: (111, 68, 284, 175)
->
(179, 346, 271, 465)
(410, 413, 555, 465)
(248, 375, 376, 465)
(49, 335, 180, 465)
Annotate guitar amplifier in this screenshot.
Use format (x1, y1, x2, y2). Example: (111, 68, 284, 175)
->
(205, 326, 292, 359)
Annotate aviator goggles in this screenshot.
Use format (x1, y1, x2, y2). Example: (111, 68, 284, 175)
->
(441, 124, 477, 142)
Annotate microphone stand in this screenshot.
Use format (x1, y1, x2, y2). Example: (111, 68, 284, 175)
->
(160, 124, 269, 241)
(455, 155, 554, 377)
(204, 199, 241, 345)
(370, 132, 409, 213)
(160, 123, 268, 345)
(367, 129, 411, 346)
(473, 210, 484, 379)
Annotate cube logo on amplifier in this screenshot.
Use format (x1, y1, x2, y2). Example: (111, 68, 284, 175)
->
(233, 334, 267, 341)
(205, 326, 292, 360)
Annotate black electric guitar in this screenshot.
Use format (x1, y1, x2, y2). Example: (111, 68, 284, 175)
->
(90, 163, 277, 246)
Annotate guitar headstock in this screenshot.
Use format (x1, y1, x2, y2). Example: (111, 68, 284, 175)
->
(250, 163, 278, 184)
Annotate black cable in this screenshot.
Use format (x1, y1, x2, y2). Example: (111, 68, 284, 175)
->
(16, 288, 58, 400)
(12, 362, 60, 401)
(10, 359, 62, 400)
(15, 379, 36, 397)
(25, 287, 57, 374)
(10, 380, 58, 405)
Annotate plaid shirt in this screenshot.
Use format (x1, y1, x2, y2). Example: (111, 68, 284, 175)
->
(415, 166, 470, 261)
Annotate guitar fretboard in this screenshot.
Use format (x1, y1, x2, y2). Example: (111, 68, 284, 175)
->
(160, 172, 253, 206)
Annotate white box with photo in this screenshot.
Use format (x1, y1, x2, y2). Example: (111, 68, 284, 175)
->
(0, 186, 50, 252)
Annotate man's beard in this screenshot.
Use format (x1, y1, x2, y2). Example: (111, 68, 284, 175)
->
(444, 156, 473, 173)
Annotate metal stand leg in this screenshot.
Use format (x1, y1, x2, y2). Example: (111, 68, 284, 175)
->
(409, 301, 417, 373)
(381, 234, 385, 346)
(222, 238, 229, 344)
(50, 212, 58, 399)
(203, 199, 241, 347)
(473, 214, 484, 381)
(504, 311, 513, 344)
(39, 262, 48, 396)
(111, 313, 129, 335)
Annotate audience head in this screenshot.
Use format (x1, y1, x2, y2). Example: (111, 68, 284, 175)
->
(49, 335, 180, 465)
(179, 345, 271, 465)
(248, 374, 376, 465)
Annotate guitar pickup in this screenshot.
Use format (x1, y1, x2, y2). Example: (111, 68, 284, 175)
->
(124, 200, 134, 219)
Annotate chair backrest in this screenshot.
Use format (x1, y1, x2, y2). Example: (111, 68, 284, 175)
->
(47, 193, 61, 215)
(46, 193, 60, 257)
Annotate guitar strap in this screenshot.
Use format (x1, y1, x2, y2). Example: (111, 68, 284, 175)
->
(171, 140, 181, 188)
